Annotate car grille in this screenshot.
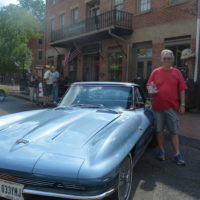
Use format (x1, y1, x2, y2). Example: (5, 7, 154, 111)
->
(0, 173, 85, 191)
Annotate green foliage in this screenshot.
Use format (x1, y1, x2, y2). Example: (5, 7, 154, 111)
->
(0, 5, 40, 73)
(18, 0, 45, 23)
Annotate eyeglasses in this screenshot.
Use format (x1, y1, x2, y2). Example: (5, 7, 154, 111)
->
(163, 57, 172, 61)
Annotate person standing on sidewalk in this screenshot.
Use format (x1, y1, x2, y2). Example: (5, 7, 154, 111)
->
(29, 73, 39, 104)
(43, 65, 53, 107)
(51, 66, 60, 104)
(29, 74, 36, 104)
(147, 49, 187, 166)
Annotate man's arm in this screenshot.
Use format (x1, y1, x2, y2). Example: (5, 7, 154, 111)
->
(179, 90, 186, 115)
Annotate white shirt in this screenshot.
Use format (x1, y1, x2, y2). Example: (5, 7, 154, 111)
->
(44, 70, 53, 85)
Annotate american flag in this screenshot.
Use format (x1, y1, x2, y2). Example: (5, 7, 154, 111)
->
(64, 47, 81, 66)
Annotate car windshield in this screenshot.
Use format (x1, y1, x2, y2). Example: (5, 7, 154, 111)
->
(60, 85, 133, 110)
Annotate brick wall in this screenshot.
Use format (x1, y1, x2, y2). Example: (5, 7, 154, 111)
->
(44, 0, 197, 81)
(152, 43, 164, 67)
(28, 33, 45, 68)
(134, 0, 197, 29)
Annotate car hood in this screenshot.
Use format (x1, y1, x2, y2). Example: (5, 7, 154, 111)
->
(0, 108, 120, 174)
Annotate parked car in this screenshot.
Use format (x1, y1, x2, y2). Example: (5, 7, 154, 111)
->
(0, 82, 154, 200)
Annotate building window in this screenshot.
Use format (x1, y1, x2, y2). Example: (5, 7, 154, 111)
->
(38, 38, 43, 45)
(38, 51, 43, 60)
(108, 47, 123, 81)
(136, 47, 152, 79)
(139, 0, 151, 12)
(71, 7, 79, 24)
(50, 18, 56, 31)
(133, 43, 152, 83)
(47, 56, 54, 66)
(164, 36, 191, 71)
(60, 13, 65, 27)
(87, 0, 100, 18)
(165, 44, 190, 75)
(68, 58, 78, 83)
(114, 0, 123, 10)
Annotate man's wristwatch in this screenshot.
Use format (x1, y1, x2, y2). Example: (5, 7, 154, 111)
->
(180, 104, 185, 107)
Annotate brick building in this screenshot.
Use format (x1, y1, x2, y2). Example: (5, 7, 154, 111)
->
(45, 0, 197, 84)
(28, 33, 45, 77)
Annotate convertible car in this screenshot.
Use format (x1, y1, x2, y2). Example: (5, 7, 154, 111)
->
(0, 82, 154, 200)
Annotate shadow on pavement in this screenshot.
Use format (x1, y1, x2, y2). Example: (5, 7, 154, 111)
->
(131, 136, 200, 200)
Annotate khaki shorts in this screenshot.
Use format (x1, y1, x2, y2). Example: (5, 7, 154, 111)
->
(153, 109, 179, 134)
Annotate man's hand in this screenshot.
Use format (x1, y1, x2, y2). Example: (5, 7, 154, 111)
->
(179, 105, 185, 115)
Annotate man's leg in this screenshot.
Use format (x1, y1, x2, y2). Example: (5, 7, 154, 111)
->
(55, 85, 58, 102)
(52, 86, 55, 102)
(154, 110, 165, 150)
(165, 109, 180, 154)
(48, 95, 51, 105)
(156, 131, 165, 151)
(154, 110, 165, 160)
(165, 109, 185, 165)
(43, 96, 47, 106)
(171, 134, 180, 154)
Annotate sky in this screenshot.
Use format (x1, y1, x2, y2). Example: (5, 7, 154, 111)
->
(0, 0, 18, 7)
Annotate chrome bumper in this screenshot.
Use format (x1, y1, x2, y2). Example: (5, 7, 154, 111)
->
(23, 187, 115, 199)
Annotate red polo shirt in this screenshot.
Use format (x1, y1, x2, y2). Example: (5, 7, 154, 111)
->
(147, 67, 187, 111)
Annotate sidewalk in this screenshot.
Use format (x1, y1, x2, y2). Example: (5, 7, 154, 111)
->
(12, 91, 30, 101)
(179, 113, 200, 140)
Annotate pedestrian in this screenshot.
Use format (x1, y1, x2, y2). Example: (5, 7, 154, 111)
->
(43, 65, 53, 107)
(33, 75, 39, 105)
(51, 66, 60, 104)
(147, 49, 187, 166)
(29, 74, 36, 104)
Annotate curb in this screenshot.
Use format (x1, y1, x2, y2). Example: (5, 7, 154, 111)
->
(11, 93, 30, 101)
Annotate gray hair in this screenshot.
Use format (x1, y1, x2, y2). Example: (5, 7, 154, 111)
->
(161, 49, 174, 59)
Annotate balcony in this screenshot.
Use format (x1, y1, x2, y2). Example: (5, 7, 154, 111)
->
(50, 10, 133, 47)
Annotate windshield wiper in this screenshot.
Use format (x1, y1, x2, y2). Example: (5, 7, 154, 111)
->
(97, 108, 121, 114)
(71, 104, 120, 114)
(71, 104, 104, 108)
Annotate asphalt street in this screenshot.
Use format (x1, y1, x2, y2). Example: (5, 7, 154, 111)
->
(0, 96, 200, 200)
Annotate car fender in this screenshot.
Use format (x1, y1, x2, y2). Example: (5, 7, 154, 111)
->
(78, 109, 153, 181)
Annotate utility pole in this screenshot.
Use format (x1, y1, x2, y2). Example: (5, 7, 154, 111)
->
(194, 0, 200, 82)
(194, 0, 200, 110)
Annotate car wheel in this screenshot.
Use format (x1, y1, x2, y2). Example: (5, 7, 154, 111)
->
(106, 153, 133, 200)
(0, 90, 5, 102)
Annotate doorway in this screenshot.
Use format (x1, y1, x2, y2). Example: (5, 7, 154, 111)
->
(83, 54, 99, 81)
(136, 60, 152, 80)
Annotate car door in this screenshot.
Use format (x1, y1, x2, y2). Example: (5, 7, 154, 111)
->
(133, 86, 153, 164)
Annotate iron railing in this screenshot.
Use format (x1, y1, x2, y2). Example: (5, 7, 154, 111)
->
(51, 10, 133, 42)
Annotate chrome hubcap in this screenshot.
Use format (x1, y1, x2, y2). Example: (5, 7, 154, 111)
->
(118, 154, 133, 200)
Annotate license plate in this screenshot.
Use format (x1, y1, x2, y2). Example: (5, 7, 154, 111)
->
(0, 179, 24, 200)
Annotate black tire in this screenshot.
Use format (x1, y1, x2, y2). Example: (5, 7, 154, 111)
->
(0, 90, 5, 102)
(105, 153, 134, 200)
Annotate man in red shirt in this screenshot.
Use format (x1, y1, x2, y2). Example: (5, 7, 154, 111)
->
(147, 49, 187, 165)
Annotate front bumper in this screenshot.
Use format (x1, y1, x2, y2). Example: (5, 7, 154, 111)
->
(23, 186, 115, 199)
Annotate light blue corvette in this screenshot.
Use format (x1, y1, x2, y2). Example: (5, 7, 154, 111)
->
(0, 82, 154, 200)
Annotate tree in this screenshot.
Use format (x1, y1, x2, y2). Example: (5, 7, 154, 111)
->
(0, 5, 40, 73)
(18, 0, 45, 23)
